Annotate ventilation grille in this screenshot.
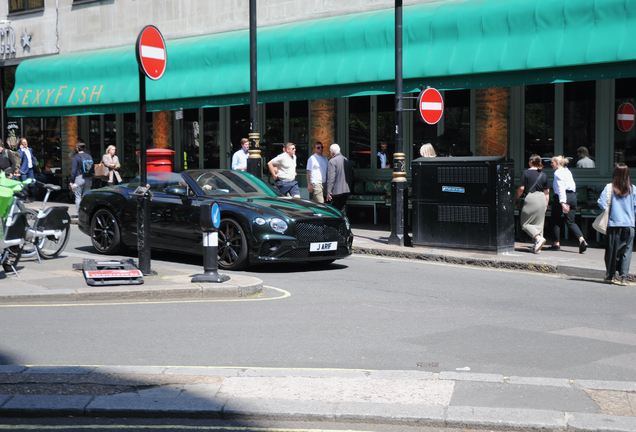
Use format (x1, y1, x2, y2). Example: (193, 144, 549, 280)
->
(438, 166, 488, 184)
(295, 220, 347, 242)
(438, 205, 489, 224)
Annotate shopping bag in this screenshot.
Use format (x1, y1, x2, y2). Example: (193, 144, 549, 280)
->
(592, 184, 612, 235)
(94, 163, 110, 181)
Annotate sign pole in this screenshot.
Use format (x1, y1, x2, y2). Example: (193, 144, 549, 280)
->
(135, 25, 167, 276)
(388, 0, 411, 247)
(248, 0, 262, 179)
(137, 70, 152, 275)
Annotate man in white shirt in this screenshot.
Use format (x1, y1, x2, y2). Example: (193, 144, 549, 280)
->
(377, 141, 391, 169)
(306, 141, 328, 203)
(231, 138, 250, 171)
(267, 142, 300, 198)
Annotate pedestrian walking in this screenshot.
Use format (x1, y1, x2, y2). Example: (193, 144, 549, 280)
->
(326, 143, 353, 214)
(267, 142, 300, 198)
(18, 137, 37, 201)
(70, 140, 94, 212)
(306, 141, 328, 203)
(231, 138, 250, 171)
(515, 154, 550, 253)
(598, 163, 636, 285)
(550, 155, 588, 253)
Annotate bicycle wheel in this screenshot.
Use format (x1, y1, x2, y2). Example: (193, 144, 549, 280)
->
(36, 224, 71, 259)
(20, 209, 38, 258)
(2, 247, 20, 273)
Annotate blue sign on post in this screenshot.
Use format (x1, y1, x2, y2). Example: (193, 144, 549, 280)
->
(212, 203, 220, 228)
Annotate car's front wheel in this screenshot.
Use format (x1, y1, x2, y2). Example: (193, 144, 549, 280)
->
(218, 218, 248, 270)
(90, 208, 123, 254)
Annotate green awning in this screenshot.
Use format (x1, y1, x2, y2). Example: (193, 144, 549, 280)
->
(8, 0, 636, 117)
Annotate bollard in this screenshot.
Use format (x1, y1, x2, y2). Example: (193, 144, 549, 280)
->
(192, 202, 230, 283)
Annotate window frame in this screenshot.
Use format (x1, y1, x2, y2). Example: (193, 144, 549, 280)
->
(8, 0, 44, 15)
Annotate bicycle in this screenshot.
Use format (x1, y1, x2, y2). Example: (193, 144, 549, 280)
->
(0, 175, 30, 275)
(0, 173, 71, 264)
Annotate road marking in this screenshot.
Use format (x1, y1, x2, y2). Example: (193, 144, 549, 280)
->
(0, 426, 374, 431)
(0, 286, 289, 308)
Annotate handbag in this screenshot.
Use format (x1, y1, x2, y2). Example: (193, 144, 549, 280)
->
(592, 183, 612, 235)
(94, 163, 110, 180)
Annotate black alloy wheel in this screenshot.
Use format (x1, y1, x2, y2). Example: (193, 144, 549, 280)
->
(217, 218, 248, 270)
(90, 208, 123, 254)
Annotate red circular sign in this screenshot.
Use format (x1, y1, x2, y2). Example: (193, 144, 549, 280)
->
(136, 25, 167, 80)
(417, 88, 444, 125)
(617, 103, 635, 132)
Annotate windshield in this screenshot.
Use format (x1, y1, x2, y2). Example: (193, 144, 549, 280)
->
(185, 170, 281, 198)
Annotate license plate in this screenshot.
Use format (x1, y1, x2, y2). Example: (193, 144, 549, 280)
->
(310, 241, 337, 252)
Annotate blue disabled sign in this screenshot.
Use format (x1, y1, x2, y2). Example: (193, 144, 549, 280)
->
(212, 203, 221, 228)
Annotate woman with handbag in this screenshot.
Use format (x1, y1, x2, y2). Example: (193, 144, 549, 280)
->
(515, 154, 550, 253)
(102, 145, 122, 186)
(597, 163, 636, 285)
(550, 155, 588, 253)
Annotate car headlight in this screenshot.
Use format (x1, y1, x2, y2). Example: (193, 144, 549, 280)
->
(254, 217, 267, 226)
(269, 218, 288, 233)
(344, 216, 350, 231)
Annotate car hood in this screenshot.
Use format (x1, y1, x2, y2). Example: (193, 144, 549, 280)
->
(228, 197, 343, 220)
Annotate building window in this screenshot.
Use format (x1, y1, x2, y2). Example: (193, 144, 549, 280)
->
(614, 78, 636, 167)
(564, 81, 596, 169)
(442, 90, 471, 156)
(182, 109, 199, 170)
(262, 102, 284, 165)
(8, 0, 44, 13)
(376, 95, 395, 169)
(525, 84, 555, 164)
(290, 101, 309, 169)
(349, 96, 371, 169)
(203, 108, 220, 169)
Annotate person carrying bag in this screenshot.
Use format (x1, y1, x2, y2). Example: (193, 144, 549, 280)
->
(597, 163, 636, 285)
(102, 145, 122, 186)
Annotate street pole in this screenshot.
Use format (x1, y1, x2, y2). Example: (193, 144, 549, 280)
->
(388, 0, 411, 247)
(137, 70, 152, 274)
(248, 0, 262, 178)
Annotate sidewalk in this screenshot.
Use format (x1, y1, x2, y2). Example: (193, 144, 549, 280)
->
(1, 366, 635, 430)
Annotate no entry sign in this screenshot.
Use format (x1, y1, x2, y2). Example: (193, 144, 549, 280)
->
(417, 88, 444, 125)
(617, 103, 635, 132)
(136, 25, 167, 80)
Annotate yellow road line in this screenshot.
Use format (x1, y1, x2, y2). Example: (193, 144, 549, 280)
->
(0, 427, 374, 432)
(0, 286, 289, 308)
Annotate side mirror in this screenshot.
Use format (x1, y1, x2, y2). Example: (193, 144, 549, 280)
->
(165, 185, 187, 196)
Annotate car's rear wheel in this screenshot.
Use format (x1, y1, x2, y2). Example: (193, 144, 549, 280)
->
(218, 218, 248, 270)
(90, 208, 123, 254)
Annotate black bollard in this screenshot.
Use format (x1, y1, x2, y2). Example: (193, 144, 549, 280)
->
(192, 202, 230, 283)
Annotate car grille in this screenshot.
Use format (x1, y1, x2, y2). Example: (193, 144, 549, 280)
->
(295, 220, 347, 242)
(280, 246, 349, 259)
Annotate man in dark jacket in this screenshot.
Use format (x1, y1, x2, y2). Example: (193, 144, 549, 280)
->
(326, 143, 353, 215)
(0, 140, 17, 178)
(70, 139, 93, 212)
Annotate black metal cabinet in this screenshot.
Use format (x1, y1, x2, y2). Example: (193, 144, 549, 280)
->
(411, 156, 514, 253)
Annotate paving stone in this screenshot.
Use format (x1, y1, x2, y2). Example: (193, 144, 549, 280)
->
(86, 395, 225, 418)
(222, 397, 336, 421)
(446, 406, 567, 430)
(0, 395, 91, 416)
(335, 402, 445, 426)
(568, 412, 636, 432)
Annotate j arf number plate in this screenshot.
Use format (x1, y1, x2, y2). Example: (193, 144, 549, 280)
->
(310, 241, 337, 252)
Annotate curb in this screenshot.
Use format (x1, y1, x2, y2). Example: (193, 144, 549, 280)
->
(0, 275, 263, 303)
(352, 245, 615, 280)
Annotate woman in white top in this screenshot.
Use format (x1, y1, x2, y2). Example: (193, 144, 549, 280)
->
(550, 155, 588, 253)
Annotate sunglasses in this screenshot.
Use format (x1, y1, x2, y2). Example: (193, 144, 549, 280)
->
(315, 146, 323, 149)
